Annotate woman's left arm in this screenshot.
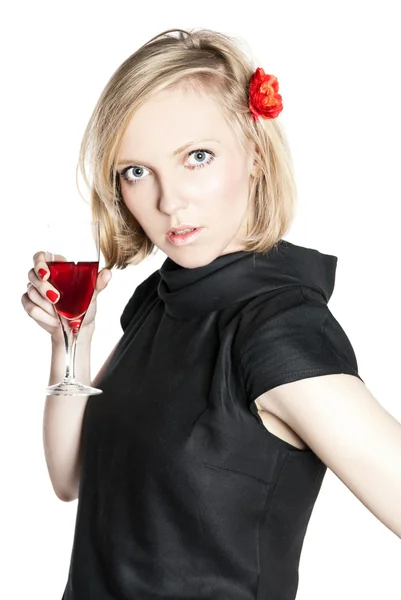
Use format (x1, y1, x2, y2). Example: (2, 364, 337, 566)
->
(258, 373, 401, 538)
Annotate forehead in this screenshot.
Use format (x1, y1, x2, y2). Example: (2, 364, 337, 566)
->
(118, 85, 236, 158)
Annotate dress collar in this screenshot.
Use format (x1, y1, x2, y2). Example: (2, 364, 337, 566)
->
(157, 240, 338, 319)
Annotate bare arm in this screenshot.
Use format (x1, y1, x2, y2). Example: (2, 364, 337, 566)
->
(43, 327, 120, 502)
(258, 374, 401, 538)
(21, 250, 114, 503)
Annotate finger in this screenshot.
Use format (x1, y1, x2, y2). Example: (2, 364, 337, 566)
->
(94, 268, 112, 292)
(32, 251, 50, 281)
(27, 268, 60, 304)
(21, 292, 60, 328)
(33, 251, 67, 282)
(91, 269, 112, 303)
(26, 282, 60, 317)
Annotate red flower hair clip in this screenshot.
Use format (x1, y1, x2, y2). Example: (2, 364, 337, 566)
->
(248, 67, 283, 122)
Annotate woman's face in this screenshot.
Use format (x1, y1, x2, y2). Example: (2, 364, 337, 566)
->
(117, 84, 257, 268)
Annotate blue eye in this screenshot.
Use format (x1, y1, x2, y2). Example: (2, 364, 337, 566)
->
(119, 148, 215, 185)
(119, 165, 151, 184)
(186, 149, 215, 169)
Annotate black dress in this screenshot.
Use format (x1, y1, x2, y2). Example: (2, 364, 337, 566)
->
(61, 240, 363, 600)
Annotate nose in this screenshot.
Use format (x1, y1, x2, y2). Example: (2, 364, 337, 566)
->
(158, 174, 189, 215)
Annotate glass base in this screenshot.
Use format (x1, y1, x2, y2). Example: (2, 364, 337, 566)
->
(45, 379, 103, 396)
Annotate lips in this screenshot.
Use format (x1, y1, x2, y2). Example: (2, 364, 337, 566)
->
(166, 227, 203, 245)
(168, 225, 200, 234)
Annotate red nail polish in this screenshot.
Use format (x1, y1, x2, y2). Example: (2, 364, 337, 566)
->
(46, 290, 59, 303)
(38, 268, 47, 280)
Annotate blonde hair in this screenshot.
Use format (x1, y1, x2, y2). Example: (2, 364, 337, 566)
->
(78, 28, 298, 269)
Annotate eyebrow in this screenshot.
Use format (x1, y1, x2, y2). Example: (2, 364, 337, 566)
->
(117, 138, 221, 167)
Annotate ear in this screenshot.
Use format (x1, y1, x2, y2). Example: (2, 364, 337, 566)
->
(249, 154, 259, 177)
(250, 156, 258, 177)
(247, 143, 259, 178)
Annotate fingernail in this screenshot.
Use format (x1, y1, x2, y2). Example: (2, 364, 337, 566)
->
(46, 290, 59, 303)
(38, 268, 47, 279)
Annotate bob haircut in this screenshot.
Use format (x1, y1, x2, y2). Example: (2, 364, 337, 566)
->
(78, 28, 298, 269)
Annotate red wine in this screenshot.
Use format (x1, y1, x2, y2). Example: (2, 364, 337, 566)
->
(47, 261, 98, 320)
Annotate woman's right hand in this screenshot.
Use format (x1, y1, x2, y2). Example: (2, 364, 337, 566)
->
(21, 251, 112, 345)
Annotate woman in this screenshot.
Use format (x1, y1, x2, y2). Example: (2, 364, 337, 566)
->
(21, 28, 401, 600)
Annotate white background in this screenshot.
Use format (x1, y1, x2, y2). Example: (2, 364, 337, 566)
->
(1, 0, 400, 598)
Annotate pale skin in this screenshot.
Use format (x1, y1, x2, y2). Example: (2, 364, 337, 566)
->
(22, 83, 401, 540)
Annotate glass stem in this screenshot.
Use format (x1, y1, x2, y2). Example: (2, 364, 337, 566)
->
(69, 329, 79, 381)
(61, 319, 78, 381)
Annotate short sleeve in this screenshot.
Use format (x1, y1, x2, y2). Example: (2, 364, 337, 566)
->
(239, 287, 364, 404)
(120, 269, 160, 332)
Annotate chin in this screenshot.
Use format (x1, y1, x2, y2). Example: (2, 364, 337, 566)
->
(163, 245, 222, 269)
(168, 254, 215, 269)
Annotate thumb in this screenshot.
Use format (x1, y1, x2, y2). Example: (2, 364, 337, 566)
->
(96, 268, 112, 293)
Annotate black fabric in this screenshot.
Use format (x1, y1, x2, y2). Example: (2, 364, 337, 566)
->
(62, 239, 364, 600)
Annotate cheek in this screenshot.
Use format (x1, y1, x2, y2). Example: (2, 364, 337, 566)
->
(120, 185, 146, 220)
(202, 158, 249, 200)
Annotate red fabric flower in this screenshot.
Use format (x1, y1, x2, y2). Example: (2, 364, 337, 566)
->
(248, 67, 283, 122)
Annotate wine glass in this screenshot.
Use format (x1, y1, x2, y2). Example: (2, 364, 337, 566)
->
(45, 220, 103, 396)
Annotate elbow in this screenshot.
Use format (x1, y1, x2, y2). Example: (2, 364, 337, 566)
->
(49, 470, 80, 502)
(57, 491, 78, 502)
(53, 483, 79, 502)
